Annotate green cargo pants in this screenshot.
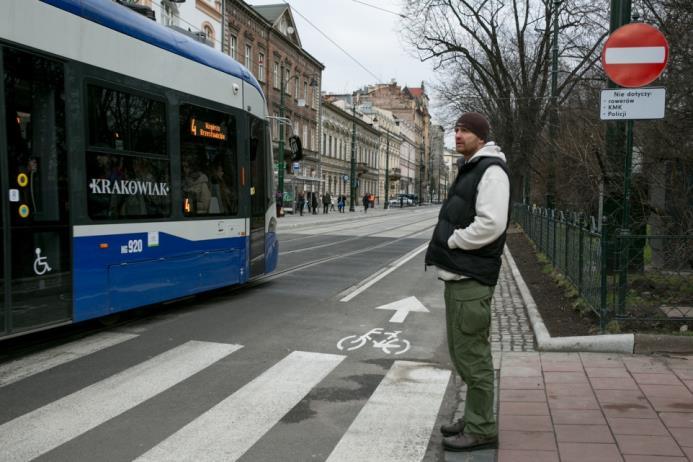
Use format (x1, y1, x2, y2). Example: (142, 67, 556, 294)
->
(444, 278, 497, 438)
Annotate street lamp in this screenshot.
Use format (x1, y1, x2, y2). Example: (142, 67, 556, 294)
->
(349, 92, 357, 212)
(277, 70, 318, 214)
(373, 115, 399, 209)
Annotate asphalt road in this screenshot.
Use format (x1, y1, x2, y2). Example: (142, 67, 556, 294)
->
(0, 207, 464, 462)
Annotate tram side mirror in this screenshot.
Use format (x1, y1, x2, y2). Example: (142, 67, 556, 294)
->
(288, 135, 303, 161)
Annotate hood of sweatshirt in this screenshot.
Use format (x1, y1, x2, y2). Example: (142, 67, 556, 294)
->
(456, 142, 506, 169)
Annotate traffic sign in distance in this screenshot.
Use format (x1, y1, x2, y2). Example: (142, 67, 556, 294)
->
(602, 23, 668, 88)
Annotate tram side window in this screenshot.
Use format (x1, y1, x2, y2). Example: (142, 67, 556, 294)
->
(179, 105, 238, 216)
(86, 85, 170, 220)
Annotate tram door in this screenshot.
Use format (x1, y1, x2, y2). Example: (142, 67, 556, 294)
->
(0, 47, 71, 335)
(248, 116, 267, 277)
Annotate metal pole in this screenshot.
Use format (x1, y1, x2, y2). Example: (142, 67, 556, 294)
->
(546, 0, 561, 209)
(349, 95, 356, 212)
(384, 131, 390, 209)
(316, 77, 322, 199)
(418, 146, 423, 205)
(278, 70, 285, 211)
(617, 119, 634, 314)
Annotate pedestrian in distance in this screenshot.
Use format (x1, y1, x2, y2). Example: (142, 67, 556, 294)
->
(297, 192, 305, 216)
(400, 195, 404, 208)
(425, 112, 510, 452)
(330, 195, 336, 212)
(311, 193, 318, 215)
(322, 192, 331, 214)
(362, 193, 369, 213)
(337, 195, 345, 213)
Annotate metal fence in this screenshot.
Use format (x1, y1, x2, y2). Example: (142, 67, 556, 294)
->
(512, 204, 693, 330)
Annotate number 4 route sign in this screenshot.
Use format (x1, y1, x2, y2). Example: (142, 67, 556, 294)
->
(602, 23, 669, 88)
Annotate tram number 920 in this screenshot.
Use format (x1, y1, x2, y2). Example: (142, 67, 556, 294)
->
(121, 239, 144, 254)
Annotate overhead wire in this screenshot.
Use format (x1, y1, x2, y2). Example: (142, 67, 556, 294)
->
(279, 0, 384, 84)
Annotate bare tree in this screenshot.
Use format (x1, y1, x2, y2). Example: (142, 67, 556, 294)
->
(400, 0, 607, 202)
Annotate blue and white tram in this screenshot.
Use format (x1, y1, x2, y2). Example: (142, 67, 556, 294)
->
(0, 0, 279, 339)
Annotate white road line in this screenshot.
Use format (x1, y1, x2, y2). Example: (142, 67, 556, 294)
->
(0, 332, 138, 387)
(326, 361, 450, 462)
(0, 340, 241, 462)
(604, 46, 666, 64)
(136, 351, 345, 462)
(340, 242, 429, 302)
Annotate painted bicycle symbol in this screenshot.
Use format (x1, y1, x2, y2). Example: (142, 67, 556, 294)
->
(33, 248, 52, 276)
(337, 328, 411, 355)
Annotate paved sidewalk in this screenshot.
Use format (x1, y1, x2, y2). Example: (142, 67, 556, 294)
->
(449, 252, 693, 462)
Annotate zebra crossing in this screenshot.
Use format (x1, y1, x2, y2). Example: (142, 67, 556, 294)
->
(0, 335, 451, 462)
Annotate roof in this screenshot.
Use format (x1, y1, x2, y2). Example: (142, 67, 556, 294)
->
(251, 4, 288, 23)
(42, 0, 262, 94)
(408, 88, 424, 97)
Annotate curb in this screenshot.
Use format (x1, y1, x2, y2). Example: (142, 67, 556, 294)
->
(503, 246, 635, 354)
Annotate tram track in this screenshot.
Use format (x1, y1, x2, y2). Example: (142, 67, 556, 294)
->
(278, 209, 438, 244)
(250, 221, 435, 287)
(278, 213, 437, 256)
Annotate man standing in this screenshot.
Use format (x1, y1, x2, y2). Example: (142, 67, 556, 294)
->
(425, 112, 510, 452)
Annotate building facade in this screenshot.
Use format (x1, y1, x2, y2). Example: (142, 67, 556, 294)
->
(358, 82, 431, 203)
(223, 3, 324, 208)
(148, 0, 223, 50)
(322, 97, 380, 207)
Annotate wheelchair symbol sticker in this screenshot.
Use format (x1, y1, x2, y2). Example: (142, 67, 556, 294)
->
(33, 248, 52, 276)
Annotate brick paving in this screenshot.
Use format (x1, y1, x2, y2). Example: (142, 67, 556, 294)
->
(448, 251, 693, 462)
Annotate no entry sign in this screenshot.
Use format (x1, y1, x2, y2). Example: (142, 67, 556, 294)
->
(602, 23, 669, 88)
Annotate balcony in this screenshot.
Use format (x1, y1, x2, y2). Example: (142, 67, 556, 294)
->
(356, 162, 369, 175)
(388, 167, 401, 181)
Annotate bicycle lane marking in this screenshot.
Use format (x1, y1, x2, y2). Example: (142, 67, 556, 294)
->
(336, 328, 411, 355)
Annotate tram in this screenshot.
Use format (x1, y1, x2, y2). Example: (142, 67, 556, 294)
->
(0, 0, 279, 339)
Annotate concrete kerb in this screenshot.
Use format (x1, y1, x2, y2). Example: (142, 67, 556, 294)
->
(503, 246, 635, 354)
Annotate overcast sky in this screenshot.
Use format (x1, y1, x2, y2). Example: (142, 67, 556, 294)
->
(247, 0, 445, 123)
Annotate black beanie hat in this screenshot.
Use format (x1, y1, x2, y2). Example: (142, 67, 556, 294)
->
(455, 112, 490, 141)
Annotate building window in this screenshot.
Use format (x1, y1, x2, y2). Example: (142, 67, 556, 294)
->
(229, 34, 237, 60)
(257, 52, 265, 81)
(295, 77, 299, 99)
(303, 124, 308, 149)
(244, 44, 252, 69)
(303, 81, 308, 99)
(273, 62, 279, 88)
(202, 23, 215, 47)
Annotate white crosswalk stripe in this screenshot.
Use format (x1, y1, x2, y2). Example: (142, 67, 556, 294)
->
(326, 360, 451, 462)
(136, 350, 345, 462)
(0, 340, 241, 462)
(0, 332, 138, 387)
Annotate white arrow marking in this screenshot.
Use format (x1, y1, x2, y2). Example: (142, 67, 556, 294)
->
(376, 296, 430, 323)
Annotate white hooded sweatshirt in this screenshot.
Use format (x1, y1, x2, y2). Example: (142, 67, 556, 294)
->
(437, 142, 510, 281)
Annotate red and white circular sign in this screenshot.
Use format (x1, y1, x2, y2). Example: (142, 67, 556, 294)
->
(602, 23, 669, 88)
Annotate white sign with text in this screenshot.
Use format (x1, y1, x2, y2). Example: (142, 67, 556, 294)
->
(600, 88, 666, 120)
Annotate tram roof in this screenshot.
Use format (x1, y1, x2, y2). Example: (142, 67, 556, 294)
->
(41, 0, 263, 95)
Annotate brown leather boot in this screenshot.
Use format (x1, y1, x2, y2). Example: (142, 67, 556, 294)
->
(439, 418, 465, 437)
(442, 432, 498, 452)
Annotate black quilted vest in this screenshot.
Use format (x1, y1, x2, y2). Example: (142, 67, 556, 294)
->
(425, 156, 510, 286)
